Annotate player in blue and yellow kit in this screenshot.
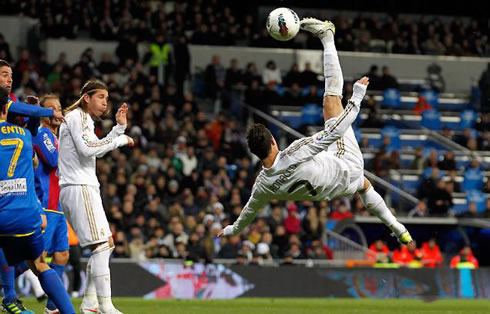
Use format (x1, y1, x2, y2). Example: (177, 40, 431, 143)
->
(33, 94, 70, 314)
(0, 86, 75, 314)
(0, 58, 65, 313)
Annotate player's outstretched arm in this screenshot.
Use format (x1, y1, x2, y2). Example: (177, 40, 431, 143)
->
(218, 189, 266, 237)
(9, 100, 64, 121)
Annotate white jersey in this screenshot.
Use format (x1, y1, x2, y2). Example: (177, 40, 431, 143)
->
(231, 99, 364, 235)
(59, 107, 128, 187)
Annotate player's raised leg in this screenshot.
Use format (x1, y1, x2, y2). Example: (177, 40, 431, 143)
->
(300, 18, 343, 120)
(359, 178, 413, 245)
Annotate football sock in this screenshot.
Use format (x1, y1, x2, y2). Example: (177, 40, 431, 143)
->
(81, 255, 98, 309)
(39, 269, 75, 313)
(359, 185, 406, 236)
(46, 263, 65, 310)
(0, 249, 16, 303)
(322, 30, 343, 97)
(91, 242, 115, 311)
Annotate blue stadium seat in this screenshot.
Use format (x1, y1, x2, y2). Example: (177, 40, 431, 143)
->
(382, 89, 401, 108)
(421, 109, 441, 130)
(380, 126, 401, 151)
(301, 104, 323, 125)
(275, 84, 285, 96)
(419, 90, 439, 108)
(459, 110, 477, 130)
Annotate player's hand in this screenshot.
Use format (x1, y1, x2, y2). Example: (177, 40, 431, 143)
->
(116, 103, 128, 126)
(53, 110, 65, 122)
(126, 135, 135, 147)
(40, 214, 47, 230)
(357, 76, 369, 86)
(217, 225, 234, 238)
(352, 76, 369, 103)
(26, 95, 39, 105)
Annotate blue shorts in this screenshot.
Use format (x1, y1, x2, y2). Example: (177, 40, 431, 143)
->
(0, 228, 44, 265)
(43, 211, 69, 254)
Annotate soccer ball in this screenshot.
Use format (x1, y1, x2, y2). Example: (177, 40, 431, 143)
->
(266, 8, 300, 41)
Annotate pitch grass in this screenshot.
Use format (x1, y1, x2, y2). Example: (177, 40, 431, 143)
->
(23, 297, 490, 314)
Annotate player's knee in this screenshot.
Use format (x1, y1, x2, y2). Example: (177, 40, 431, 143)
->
(54, 250, 70, 265)
(28, 258, 49, 276)
(358, 177, 371, 193)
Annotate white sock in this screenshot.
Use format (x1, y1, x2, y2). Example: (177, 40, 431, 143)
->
(91, 242, 115, 311)
(82, 256, 98, 308)
(322, 31, 343, 97)
(24, 269, 45, 298)
(359, 186, 406, 236)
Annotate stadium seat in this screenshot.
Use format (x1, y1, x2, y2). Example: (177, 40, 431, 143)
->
(382, 89, 401, 108)
(421, 109, 441, 130)
(459, 110, 477, 130)
(301, 104, 323, 125)
(419, 90, 439, 108)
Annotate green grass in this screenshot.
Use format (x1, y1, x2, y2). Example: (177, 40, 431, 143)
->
(22, 297, 490, 314)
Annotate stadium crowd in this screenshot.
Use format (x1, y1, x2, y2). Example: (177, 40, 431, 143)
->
(0, 0, 488, 57)
(0, 1, 488, 267)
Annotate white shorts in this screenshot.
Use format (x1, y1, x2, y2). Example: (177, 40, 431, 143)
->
(326, 126, 365, 195)
(60, 185, 111, 247)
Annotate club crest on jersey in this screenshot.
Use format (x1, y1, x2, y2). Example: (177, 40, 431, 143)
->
(315, 131, 327, 142)
(277, 14, 289, 36)
(43, 133, 56, 152)
(82, 133, 89, 142)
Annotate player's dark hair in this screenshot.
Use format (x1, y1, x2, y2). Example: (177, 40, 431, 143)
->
(0, 59, 11, 68)
(0, 86, 9, 114)
(246, 123, 272, 160)
(65, 79, 108, 114)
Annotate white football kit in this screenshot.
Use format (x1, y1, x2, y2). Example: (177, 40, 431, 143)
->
(230, 97, 365, 235)
(59, 108, 128, 246)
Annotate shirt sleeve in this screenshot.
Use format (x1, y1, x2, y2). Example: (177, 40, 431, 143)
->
(33, 129, 58, 169)
(67, 112, 128, 158)
(280, 99, 361, 165)
(8, 102, 54, 117)
(105, 123, 127, 139)
(231, 183, 268, 235)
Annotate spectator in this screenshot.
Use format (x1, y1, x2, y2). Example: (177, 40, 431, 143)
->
(479, 63, 490, 112)
(450, 246, 479, 268)
(329, 202, 354, 220)
(378, 66, 398, 90)
(204, 55, 225, 99)
(283, 63, 302, 87)
(299, 62, 318, 87)
(410, 147, 425, 170)
(218, 235, 241, 259)
(366, 240, 390, 261)
(413, 96, 432, 115)
(408, 200, 429, 217)
(262, 60, 282, 85)
(457, 202, 480, 218)
(438, 151, 457, 171)
(427, 179, 453, 216)
(392, 242, 423, 266)
(421, 238, 443, 268)
(284, 203, 301, 234)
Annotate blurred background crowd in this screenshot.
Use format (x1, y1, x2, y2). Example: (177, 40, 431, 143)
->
(0, 0, 488, 267)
